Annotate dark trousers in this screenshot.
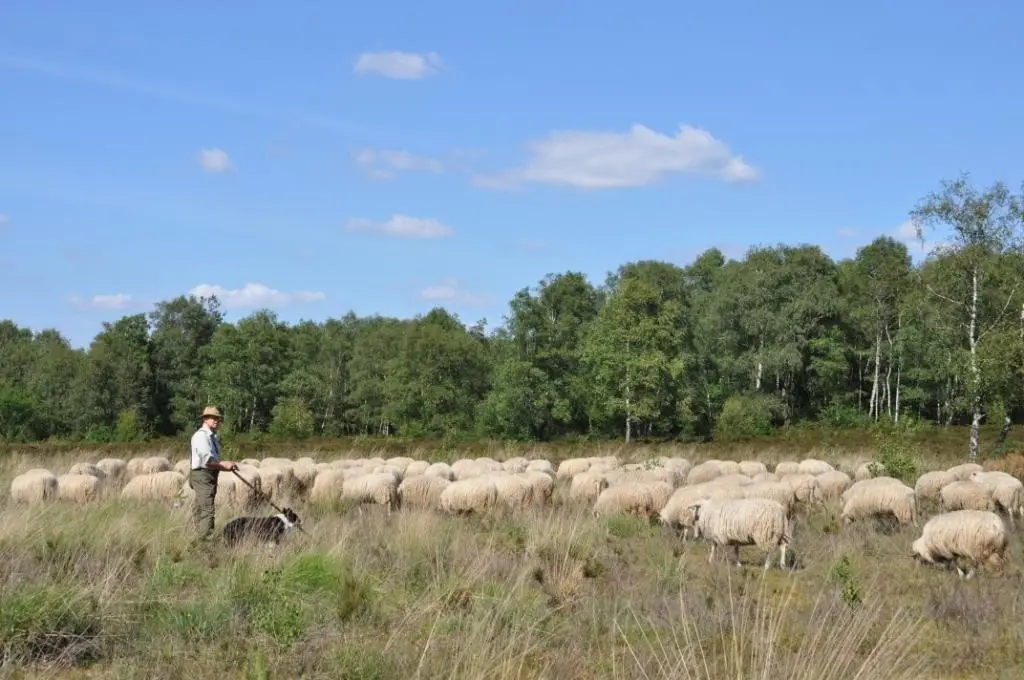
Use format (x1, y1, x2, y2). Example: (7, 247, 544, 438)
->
(189, 468, 219, 541)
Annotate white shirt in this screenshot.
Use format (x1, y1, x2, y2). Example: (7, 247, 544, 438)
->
(190, 425, 221, 470)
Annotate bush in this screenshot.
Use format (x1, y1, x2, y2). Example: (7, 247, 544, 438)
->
(868, 426, 920, 484)
(714, 393, 785, 442)
(269, 397, 316, 440)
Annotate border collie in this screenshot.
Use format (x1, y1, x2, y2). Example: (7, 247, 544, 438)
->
(222, 508, 301, 547)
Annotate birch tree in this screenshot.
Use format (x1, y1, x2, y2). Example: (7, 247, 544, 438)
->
(910, 173, 1024, 460)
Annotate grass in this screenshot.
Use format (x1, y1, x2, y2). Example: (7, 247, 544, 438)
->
(1, 429, 1023, 679)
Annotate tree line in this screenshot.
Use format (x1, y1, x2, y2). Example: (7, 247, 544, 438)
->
(2, 174, 1024, 458)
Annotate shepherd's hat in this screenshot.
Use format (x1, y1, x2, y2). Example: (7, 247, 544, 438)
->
(201, 406, 223, 421)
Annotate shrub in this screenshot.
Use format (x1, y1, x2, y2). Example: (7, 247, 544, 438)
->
(714, 393, 785, 442)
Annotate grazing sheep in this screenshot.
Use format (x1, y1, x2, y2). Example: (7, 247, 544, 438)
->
(915, 470, 955, 503)
(939, 481, 995, 513)
(774, 461, 800, 476)
(946, 463, 983, 481)
(780, 473, 821, 504)
(556, 458, 592, 481)
(593, 481, 673, 520)
(126, 456, 173, 479)
(521, 470, 555, 504)
(121, 471, 186, 502)
(423, 462, 455, 481)
(526, 459, 556, 476)
(686, 460, 726, 486)
(840, 480, 918, 527)
(68, 462, 106, 480)
(911, 510, 1009, 578)
(798, 458, 834, 476)
(738, 460, 768, 478)
(398, 474, 450, 510)
(502, 457, 529, 473)
(404, 460, 430, 477)
(308, 469, 346, 505)
(742, 481, 797, 516)
(439, 477, 499, 514)
(752, 471, 780, 483)
(969, 471, 1024, 527)
(10, 469, 59, 504)
(57, 473, 103, 503)
(342, 472, 400, 514)
(487, 472, 537, 509)
(814, 470, 853, 503)
(95, 458, 127, 485)
(707, 473, 753, 487)
(853, 463, 874, 481)
(685, 497, 793, 569)
(568, 471, 609, 504)
(385, 457, 416, 474)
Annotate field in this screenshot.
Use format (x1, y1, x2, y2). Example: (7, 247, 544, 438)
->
(1, 427, 1023, 680)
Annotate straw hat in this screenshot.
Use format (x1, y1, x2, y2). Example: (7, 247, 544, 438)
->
(200, 406, 223, 421)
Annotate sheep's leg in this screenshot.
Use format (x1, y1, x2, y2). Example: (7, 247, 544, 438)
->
(708, 544, 716, 564)
(779, 543, 787, 570)
(763, 550, 771, 570)
(733, 545, 741, 567)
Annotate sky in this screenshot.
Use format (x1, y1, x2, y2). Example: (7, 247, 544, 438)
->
(1, 0, 1022, 349)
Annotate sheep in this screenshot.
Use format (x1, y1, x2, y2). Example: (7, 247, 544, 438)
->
(10, 469, 59, 504)
(814, 470, 852, 503)
(969, 471, 1024, 527)
(685, 497, 793, 569)
(780, 473, 821, 504)
(939, 481, 995, 513)
(798, 458, 834, 476)
(126, 456, 173, 479)
(385, 456, 416, 474)
(774, 461, 800, 476)
(752, 471, 780, 483)
(911, 510, 1009, 578)
(915, 470, 955, 504)
(439, 477, 499, 514)
(342, 472, 400, 514)
(423, 462, 455, 481)
(521, 470, 555, 504)
(556, 458, 592, 481)
(404, 460, 431, 477)
(121, 471, 186, 502)
(946, 462, 984, 481)
(568, 471, 609, 504)
(738, 460, 768, 477)
(398, 474, 450, 510)
(68, 462, 106, 480)
(501, 457, 529, 473)
(593, 481, 673, 520)
(742, 481, 797, 516)
(686, 460, 726, 485)
(840, 480, 918, 527)
(525, 459, 556, 476)
(853, 463, 874, 481)
(308, 469, 346, 505)
(95, 458, 127, 485)
(487, 472, 537, 509)
(57, 473, 103, 503)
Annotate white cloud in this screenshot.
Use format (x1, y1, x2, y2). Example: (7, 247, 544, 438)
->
(345, 214, 454, 239)
(353, 51, 443, 80)
(189, 283, 326, 310)
(69, 293, 133, 310)
(475, 123, 759, 190)
(353, 147, 444, 180)
(418, 279, 492, 306)
(198, 148, 233, 173)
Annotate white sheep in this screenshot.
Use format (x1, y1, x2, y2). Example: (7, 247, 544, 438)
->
(915, 470, 955, 503)
(738, 460, 768, 477)
(121, 471, 186, 502)
(946, 462, 984, 481)
(342, 472, 400, 514)
(126, 456, 173, 479)
(742, 481, 797, 516)
(398, 474, 450, 510)
(568, 471, 609, 504)
(938, 481, 995, 513)
(774, 461, 800, 476)
(686, 460, 726, 485)
(969, 471, 1024, 527)
(308, 469, 346, 505)
(798, 458, 834, 476)
(593, 481, 673, 519)
(911, 509, 1009, 578)
(814, 470, 852, 503)
(439, 476, 499, 514)
(404, 460, 431, 477)
(840, 480, 918, 527)
(556, 458, 592, 481)
(95, 458, 127, 485)
(57, 473, 103, 503)
(525, 459, 556, 476)
(685, 497, 793, 569)
(10, 469, 59, 504)
(68, 462, 107, 480)
(423, 462, 455, 481)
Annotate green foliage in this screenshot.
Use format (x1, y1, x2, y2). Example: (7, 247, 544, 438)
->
(0, 585, 103, 665)
(114, 407, 147, 442)
(826, 554, 863, 606)
(268, 396, 315, 439)
(868, 425, 921, 483)
(715, 393, 785, 442)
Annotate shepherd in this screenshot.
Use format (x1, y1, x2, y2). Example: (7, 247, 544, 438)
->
(189, 406, 239, 545)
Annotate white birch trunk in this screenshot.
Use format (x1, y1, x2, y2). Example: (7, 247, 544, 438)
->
(968, 267, 981, 461)
(869, 332, 881, 420)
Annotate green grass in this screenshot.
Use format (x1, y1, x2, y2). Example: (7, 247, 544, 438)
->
(1, 431, 1022, 679)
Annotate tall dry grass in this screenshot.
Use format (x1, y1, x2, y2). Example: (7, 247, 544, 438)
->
(1, 440, 1023, 679)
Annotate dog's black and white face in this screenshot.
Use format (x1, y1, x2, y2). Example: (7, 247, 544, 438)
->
(222, 508, 302, 547)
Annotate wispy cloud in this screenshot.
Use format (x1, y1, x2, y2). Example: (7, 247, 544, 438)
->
(475, 123, 758, 190)
(418, 279, 492, 306)
(69, 293, 134, 311)
(353, 51, 444, 79)
(198, 148, 233, 173)
(353, 148, 444, 180)
(189, 283, 326, 310)
(0, 52, 382, 136)
(345, 215, 455, 239)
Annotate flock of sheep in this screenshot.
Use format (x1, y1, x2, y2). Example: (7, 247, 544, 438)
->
(6, 451, 1020, 577)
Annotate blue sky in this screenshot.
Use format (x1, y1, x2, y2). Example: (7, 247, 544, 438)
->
(1, 0, 1022, 349)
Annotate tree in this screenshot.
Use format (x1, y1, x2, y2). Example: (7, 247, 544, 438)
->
(910, 173, 1024, 460)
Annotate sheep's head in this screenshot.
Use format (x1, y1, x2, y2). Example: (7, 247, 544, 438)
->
(910, 537, 929, 565)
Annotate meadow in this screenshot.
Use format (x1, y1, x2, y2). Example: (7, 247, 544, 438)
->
(1, 426, 1023, 680)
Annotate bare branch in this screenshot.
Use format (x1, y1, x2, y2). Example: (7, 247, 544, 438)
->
(978, 285, 1019, 341)
(924, 284, 967, 310)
